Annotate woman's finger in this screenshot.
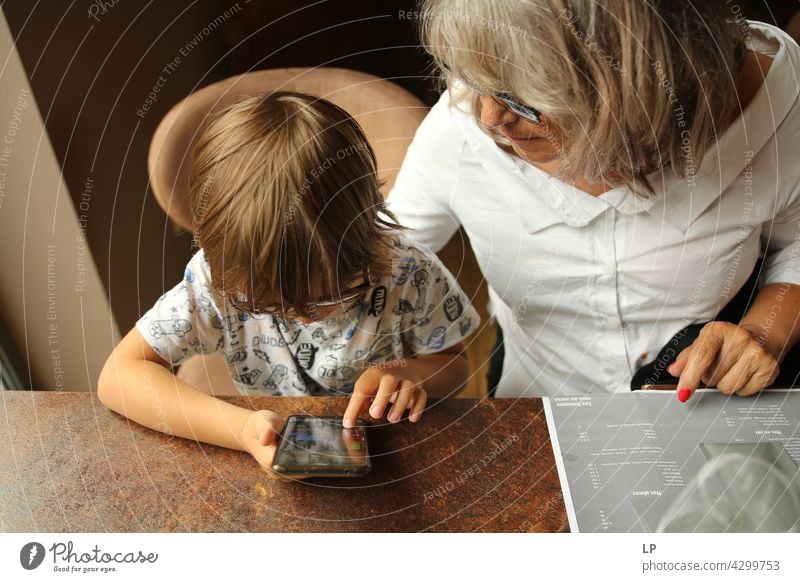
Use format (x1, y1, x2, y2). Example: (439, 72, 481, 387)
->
(677, 328, 725, 402)
(701, 348, 741, 387)
(735, 344, 780, 397)
(715, 353, 756, 395)
(667, 347, 691, 377)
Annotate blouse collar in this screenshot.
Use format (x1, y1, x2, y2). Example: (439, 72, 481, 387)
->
(455, 21, 797, 235)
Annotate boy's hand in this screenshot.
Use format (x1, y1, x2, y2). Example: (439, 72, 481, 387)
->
(241, 410, 291, 481)
(343, 362, 427, 428)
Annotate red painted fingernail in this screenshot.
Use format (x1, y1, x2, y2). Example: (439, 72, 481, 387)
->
(677, 388, 691, 403)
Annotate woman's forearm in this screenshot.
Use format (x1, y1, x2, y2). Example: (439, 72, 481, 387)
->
(98, 359, 253, 451)
(739, 282, 800, 362)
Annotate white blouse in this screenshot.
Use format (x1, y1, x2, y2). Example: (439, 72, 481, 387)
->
(387, 21, 800, 398)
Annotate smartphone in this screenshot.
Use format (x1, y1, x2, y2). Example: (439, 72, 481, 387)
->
(271, 415, 371, 478)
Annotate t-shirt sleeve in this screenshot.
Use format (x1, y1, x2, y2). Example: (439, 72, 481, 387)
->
(135, 251, 225, 366)
(396, 242, 481, 356)
(385, 90, 464, 253)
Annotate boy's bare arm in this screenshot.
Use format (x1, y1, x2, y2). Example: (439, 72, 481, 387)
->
(97, 327, 261, 452)
(403, 342, 469, 398)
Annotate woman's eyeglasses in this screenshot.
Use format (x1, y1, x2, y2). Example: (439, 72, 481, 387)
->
(491, 93, 543, 125)
(440, 64, 543, 125)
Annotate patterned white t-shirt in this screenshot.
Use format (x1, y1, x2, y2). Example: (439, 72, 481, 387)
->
(135, 235, 480, 395)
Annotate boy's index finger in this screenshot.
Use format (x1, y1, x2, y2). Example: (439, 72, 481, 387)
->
(343, 376, 376, 428)
(342, 396, 365, 429)
(678, 332, 724, 399)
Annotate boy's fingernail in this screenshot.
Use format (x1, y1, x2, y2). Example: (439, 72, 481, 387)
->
(667, 363, 677, 375)
(370, 405, 383, 418)
(409, 413, 421, 423)
(388, 412, 399, 423)
(677, 388, 691, 403)
(342, 418, 354, 429)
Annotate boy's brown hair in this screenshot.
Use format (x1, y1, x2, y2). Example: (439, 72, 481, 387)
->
(188, 91, 401, 318)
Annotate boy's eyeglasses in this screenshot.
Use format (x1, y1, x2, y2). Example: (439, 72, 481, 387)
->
(305, 275, 372, 310)
(228, 273, 372, 317)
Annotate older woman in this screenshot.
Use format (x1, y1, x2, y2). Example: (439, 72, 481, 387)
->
(388, 0, 800, 400)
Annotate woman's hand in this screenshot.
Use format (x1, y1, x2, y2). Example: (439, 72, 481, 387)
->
(241, 410, 290, 480)
(343, 361, 427, 428)
(668, 321, 780, 401)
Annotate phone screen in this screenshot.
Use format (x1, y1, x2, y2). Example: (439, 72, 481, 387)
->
(272, 415, 370, 477)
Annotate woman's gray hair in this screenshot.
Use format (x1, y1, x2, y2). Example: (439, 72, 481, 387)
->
(420, 0, 748, 194)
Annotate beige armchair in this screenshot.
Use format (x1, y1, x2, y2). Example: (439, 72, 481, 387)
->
(147, 67, 428, 395)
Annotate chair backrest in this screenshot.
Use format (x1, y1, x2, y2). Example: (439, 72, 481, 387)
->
(147, 67, 429, 232)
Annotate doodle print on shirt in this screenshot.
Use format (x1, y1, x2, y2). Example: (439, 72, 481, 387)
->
(368, 285, 387, 316)
(263, 364, 288, 393)
(236, 367, 262, 387)
(136, 236, 480, 395)
(226, 347, 247, 365)
(393, 298, 414, 315)
(393, 256, 417, 285)
(296, 342, 318, 370)
(412, 269, 429, 311)
(188, 337, 207, 354)
(411, 304, 435, 327)
(427, 326, 447, 350)
(344, 302, 368, 340)
(443, 295, 464, 322)
(148, 315, 192, 340)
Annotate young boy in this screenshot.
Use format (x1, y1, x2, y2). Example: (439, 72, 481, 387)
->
(98, 91, 479, 478)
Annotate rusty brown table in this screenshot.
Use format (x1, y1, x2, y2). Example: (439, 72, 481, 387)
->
(0, 392, 567, 532)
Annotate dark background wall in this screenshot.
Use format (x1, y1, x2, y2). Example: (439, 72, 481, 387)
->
(2, 0, 431, 334)
(1, 0, 795, 336)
